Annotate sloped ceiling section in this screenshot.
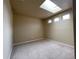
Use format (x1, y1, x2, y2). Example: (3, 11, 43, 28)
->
(10, 0, 72, 19)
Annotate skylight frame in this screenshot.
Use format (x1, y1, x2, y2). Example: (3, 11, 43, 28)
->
(40, 0, 62, 13)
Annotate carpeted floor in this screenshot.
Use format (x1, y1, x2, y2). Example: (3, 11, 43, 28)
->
(11, 39, 74, 59)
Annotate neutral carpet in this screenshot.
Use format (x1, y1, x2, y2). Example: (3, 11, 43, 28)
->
(11, 39, 74, 59)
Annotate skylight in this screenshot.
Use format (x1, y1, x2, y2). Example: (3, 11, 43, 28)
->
(40, 0, 62, 13)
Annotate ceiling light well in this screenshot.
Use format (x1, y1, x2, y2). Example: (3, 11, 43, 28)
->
(40, 0, 62, 13)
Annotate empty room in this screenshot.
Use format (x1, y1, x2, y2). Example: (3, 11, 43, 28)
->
(3, 0, 75, 59)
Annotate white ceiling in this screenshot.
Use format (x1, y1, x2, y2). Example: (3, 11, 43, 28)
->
(11, 0, 72, 19)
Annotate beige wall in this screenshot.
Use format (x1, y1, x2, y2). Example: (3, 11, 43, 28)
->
(3, 0, 13, 59)
(13, 14, 44, 43)
(43, 10, 74, 46)
(13, 10, 74, 46)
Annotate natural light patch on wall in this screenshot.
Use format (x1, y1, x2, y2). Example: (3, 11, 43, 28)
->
(40, 0, 62, 13)
(63, 14, 70, 20)
(54, 17, 60, 22)
(48, 19, 52, 23)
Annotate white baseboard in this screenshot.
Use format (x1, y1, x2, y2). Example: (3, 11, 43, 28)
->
(13, 38, 74, 48)
(54, 41, 73, 48)
(54, 41, 74, 48)
(45, 38, 74, 48)
(13, 38, 44, 46)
